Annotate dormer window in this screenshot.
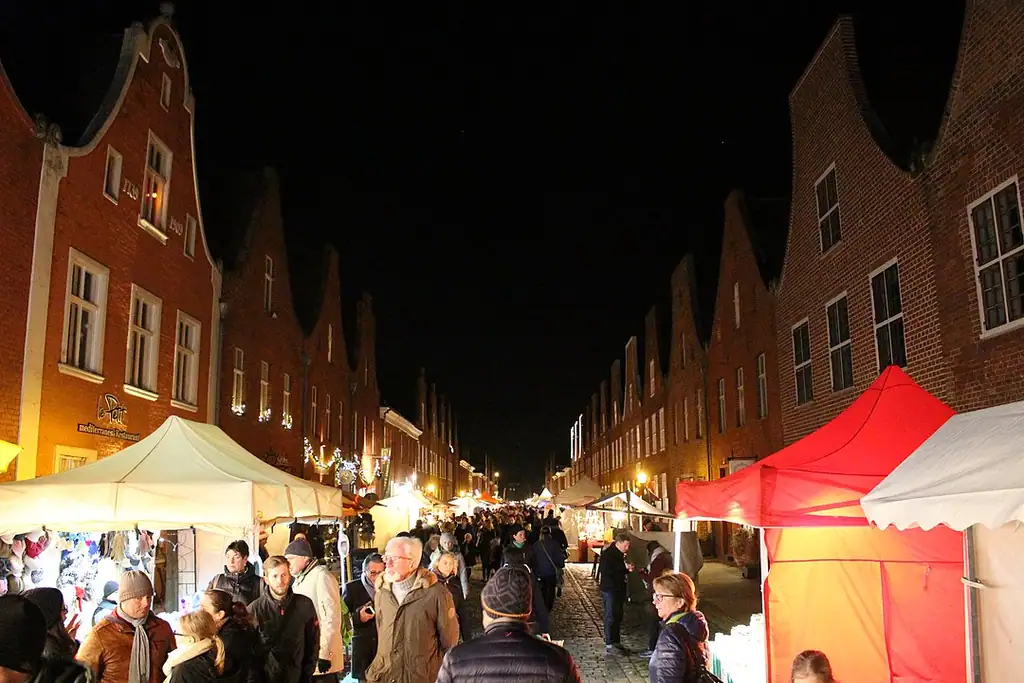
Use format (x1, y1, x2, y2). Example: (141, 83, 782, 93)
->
(140, 134, 172, 240)
(160, 74, 172, 110)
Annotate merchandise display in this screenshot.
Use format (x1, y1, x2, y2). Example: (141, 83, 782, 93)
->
(708, 613, 767, 683)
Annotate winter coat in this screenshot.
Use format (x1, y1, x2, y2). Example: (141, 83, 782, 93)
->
(164, 639, 219, 683)
(435, 619, 582, 683)
(208, 562, 263, 606)
(639, 547, 673, 590)
(248, 590, 319, 683)
(431, 546, 470, 598)
(218, 619, 261, 683)
(598, 544, 629, 595)
(648, 610, 709, 683)
(435, 572, 472, 642)
(342, 578, 377, 681)
(290, 560, 344, 675)
(366, 568, 459, 683)
(28, 658, 95, 683)
(77, 610, 176, 683)
(532, 537, 564, 579)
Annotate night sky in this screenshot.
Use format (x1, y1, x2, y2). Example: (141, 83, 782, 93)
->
(2, 1, 963, 493)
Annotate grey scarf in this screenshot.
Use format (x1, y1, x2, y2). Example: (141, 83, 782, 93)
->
(123, 611, 151, 683)
(361, 570, 376, 599)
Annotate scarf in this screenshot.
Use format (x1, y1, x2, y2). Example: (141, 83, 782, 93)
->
(647, 546, 667, 571)
(161, 638, 214, 678)
(513, 540, 525, 549)
(120, 610, 151, 683)
(361, 570, 376, 599)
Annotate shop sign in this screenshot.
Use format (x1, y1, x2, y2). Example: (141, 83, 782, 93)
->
(728, 457, 756, 475)
(76, 393, 142, 442)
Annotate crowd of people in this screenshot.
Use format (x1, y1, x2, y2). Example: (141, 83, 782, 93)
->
(0, 506, 839, 683)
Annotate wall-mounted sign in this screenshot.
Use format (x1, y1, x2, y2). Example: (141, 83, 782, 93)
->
(169, 217, 184, 235)
(76, 393, 141, 442)
(728, 458, 756, 475)
(261, 449, 292, 471)
(121, 178, 140, 201)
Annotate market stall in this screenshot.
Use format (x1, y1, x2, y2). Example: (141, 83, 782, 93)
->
(552, 475, 602, 507)
(448, 494, 490, 517)
(371, 486, 439, 546)
(675, 366, 966, 683)
(862, 399, 1024, 683)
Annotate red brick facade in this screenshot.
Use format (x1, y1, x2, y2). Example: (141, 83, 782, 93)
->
(0, 62, 42, 481)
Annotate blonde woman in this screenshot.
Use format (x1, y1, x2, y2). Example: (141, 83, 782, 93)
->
(647, 572, 709, 683)
(431, 551, 472, 641)
(163, 609, 226, 682)
(791, 650, 837, 682)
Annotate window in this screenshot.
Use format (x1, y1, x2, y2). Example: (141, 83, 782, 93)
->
(717, 378, 726, 433)
(338, 401, 344, 447)
(658, 407, 665, 450)
(968, 180, 1024, 334)
(792, 320, 813, 404)
(160, 73, 171, 110)
(733, 282, 741, 328)
(660, 472, 669, 512)
(815, 166, 841, 252)
(231, 348, 245, 414)
(140, 134, 171, 235)
(644, 418, 651, 456)
(827, 295, 854, 391)
(172, 312, 200, 407)
(613, 400, 619, 425)
(282, 373, 292, 428)
(259, 361, 270, 421)
(756, 353, 768, 419)
(325, 394, 332, 442)
(736, 367, 746, 427)
(649, 360, 655, 397)
(696, 390, 704, 438)
(54, 446, 97, 474)
(870, 261, 907, 370)
(103, 147, 122, 202)
(328, 324, 334, 363)
(125, 285, 162, 395)
(310, 386, 318, 437)
(61, 249, 109, 377)
(684, 398, 690, 442)
(183, 215, 197, 258)
(263, 256, 274, 313)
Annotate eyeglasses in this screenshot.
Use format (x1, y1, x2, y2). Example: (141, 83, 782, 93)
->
(652, 594, 677, 603)
(383, 555, 412, 564)
(366, 568, 385, 576)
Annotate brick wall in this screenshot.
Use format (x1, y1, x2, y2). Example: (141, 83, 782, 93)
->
(641, 307, 670, 509)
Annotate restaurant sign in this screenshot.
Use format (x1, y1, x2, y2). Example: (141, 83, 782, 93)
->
(76, 393, 142, 442)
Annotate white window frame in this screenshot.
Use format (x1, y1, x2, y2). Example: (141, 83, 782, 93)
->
(644, 417, 651, 456)
(736, 367, 746, 427)
(815, 163, 842, 253)
(792, 318, 813, 405)
(59, 248, 109, 382)
(310, 386, 318, 438)
(231, 348, 245, 414)
(649, 360, 655, 397)
(869, 258, 908, 372)
(967, 176, 1024, 337)
(139, 131, 172, 242)
(684, 397, 690, 442)
(259, 361, 271, 421)
(264, 255, 275, 313)
(328, 324, 334, 363)
(183, 215, 197, 259)
(756, 353, 768, 419)
(658, 406, 665, 451)
(325, 393, 332, 442)
(826, 292, 854, 392)
(282, 373, 292, 429)
(160, 73, 172, 110)
(338, 400, 344, 447)
(103, 146, 122, 204)
(53, 445, 98, 475)
(124, 284, 162, 399)
(717, 378, 726, 433)
(733, 282, 741, 328)
(171, 311, 200, 411)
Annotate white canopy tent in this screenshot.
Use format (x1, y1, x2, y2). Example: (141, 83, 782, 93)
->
(448, 494, 490, 517)
(588, 490, 670, 518)
(553, 475, 603, 507)
(862, 401, 1024, 683)
(0, 415, 345, 537)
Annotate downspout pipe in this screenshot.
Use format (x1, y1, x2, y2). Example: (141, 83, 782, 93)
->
(214, 299, 227, 426)
(301, 350, 311, 480)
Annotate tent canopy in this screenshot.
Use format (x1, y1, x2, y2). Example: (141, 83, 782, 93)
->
(862, 400, 1024, 531)
(675, 366, 955, 527)
(588, 490, 673, 519)
(0, 416, 345, 535)
(553, 475, 603, 507)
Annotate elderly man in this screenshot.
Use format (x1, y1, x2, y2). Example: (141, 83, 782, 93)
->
(366, 536, 458, 683)
(77, 570, 176, 682)
(284, 538, 344, 681)
(435, 565, 582, 683)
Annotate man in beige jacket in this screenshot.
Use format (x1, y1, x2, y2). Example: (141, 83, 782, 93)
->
(286, 538, 344, 681)
(366, 536, 459, 683)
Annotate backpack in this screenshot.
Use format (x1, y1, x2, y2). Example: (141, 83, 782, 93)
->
(664, 613, 726, 683)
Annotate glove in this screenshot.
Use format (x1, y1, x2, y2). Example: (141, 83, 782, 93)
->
(316, 658, 331, 674)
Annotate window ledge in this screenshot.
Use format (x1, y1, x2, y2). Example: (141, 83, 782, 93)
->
(104, 192, 119, 206)
(57, 363, 104, 384)
(170, 399, 199, 413)
(138, 218, 169, 245)
(980, 317, 1024, 341)
(124, 384, 159, 401)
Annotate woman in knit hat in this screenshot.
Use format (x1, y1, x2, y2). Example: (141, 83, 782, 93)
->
(0, 594, 92, 683)
(23, 587, 80, 660)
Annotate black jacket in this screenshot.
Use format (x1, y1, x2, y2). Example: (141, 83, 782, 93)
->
(532, 537, 565, 579)
(435, 620, 582, 683)
(648, 611, 710, 683)
(342, 578, 377, 680)
(168, 651, 219, 683)
(28, 658, 94, 683)
(598, 544, 628, 594)
(219, 619, 262, 683)
(436, 572, 473, 642)
(209, 562, 263, 605)
(248, 590, 319, 683)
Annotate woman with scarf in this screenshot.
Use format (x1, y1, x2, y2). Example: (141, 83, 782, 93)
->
(343, 554, 384, 682)
(198, 590, 259, 683)
(432, 534, 469, 599)
(163, 610, 226, 682)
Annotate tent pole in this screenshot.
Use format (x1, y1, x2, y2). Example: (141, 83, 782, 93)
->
(760, 529, 770, 682)
(964, 527, 982, 683)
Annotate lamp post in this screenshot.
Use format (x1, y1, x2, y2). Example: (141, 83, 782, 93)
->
(630, 470, 648, 531)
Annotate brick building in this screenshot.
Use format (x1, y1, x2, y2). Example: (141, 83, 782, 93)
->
(412, 369, 460, 501)
(640, 308, 671, 511)
(382, 407, 423, 494)
(14, 18, 221, 480)
(0, 60, 43, 481)
(350, 293, 385, 497)
(217, 169, 305, 475)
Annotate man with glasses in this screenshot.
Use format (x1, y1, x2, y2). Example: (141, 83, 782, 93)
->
(343, 553, 384, 683)
(366, 537, 458, 683)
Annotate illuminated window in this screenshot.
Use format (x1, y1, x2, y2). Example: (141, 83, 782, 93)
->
(282, 373, 291, 427)
(103, 146, 122, 202)
(126, 285, 162, 394)
(325, 393, 332, 442)
(310, 386, 318, 437)
(717, 378, 726, 433)
(160, 73, 171, 110)
(231, 348, 245, 412)
(259, 361, 270, 418)
(264, 256, 274, 313)
(140, 134, 171, 235)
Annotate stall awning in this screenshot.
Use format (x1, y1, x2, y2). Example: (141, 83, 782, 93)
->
(553, 475, 603, 507)
(588, 490, 674, 519)
(863, 400, 1024, 531)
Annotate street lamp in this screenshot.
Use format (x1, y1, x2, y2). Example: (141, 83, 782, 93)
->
(628, 470, 648, 531)
(427, 483, 436, 495)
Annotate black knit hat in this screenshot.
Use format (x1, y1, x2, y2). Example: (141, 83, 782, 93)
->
(23, 587, 64, 630)
(508, 524, 525, 537)
(0, 594, 47, 673)
(481, 565, 533, 620)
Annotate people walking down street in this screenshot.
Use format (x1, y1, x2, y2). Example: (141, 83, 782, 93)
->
(77, 570, 176, 683)
(199, 590, 260, 683)
(637, 540, 674, 657)
(501, 525, 533, 568)
(422, 534, 442, 569)
(0, 594, 93, 683)
(432, 552, 472, 642)
(162, 610, 226, 683)
(599, 532, 634, 655)
(342, 554, 384, 683)
(647, 572, 709, 683)
(790, 650, 836, 682)
(247, 556, 319, 683)
(532, 526, 564, 613)
(434, 565, 583, 683)
(23, 587, 81, 661)
(500, 548, 549, 636)
(434, 533, 470, 599)
(284, 539, 344, 681)
(208, 541, 263, 606)
(365, 536, 458, 683)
